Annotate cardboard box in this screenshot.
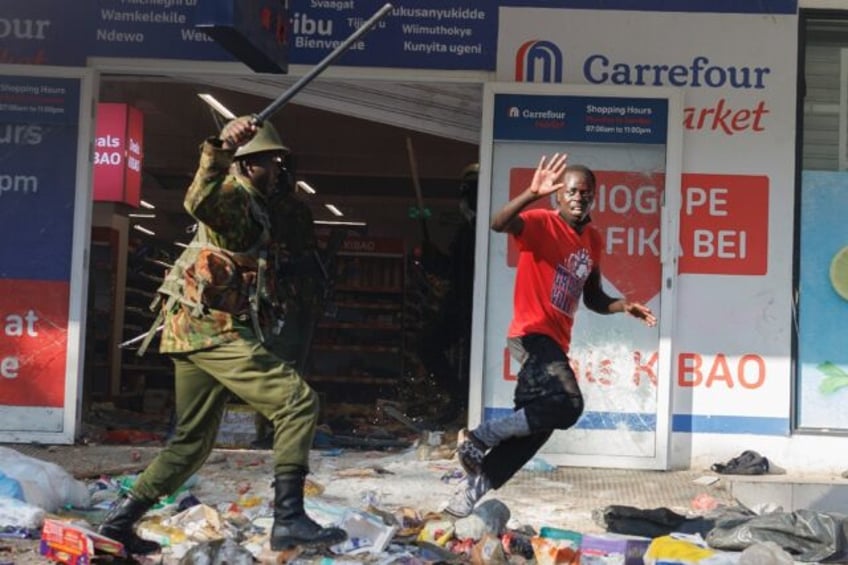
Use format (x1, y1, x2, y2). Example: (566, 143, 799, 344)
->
(579, 532, 651, 565)
(215, 403, 257, 448)
(40, 518, 125, 564)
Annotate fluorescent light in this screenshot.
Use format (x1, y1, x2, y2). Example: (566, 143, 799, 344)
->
(133, 224, 156, 236)
(296, 180, 316, 194)
(129, 213, 156, 218)
(325, 203, 344, 217)
(198, 93, 236, 120)
(315, 220, 367, 227)
(139, 199, 156, 209)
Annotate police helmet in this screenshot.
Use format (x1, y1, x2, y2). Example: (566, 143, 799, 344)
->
(460, 163, 479, 183)
(233, 117, 290, 159)
(459, 162, 479, 198)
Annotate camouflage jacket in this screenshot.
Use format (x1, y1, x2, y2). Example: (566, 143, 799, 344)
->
(158, 139, 282, 353)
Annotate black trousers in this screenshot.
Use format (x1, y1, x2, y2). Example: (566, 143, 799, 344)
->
(481, 333, 584, 489)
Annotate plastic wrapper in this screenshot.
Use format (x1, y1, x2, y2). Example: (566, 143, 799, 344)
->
(706, 508, 848, 563)
(0, 495, 46, 530)
(0, 448, 90, 512)
(644, 533, 740, 565)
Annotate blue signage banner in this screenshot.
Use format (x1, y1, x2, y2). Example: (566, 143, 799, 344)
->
(286, 0, 495, 70)
(0, 75, 80, 281)
(89, 0, 496, 69)
(0, 0, 93, 66)
(92, 0, 235, 62)
(7, 0, 498, 71)
(3, 1, 798, 71)
(500, 0, 797, 14)
(493, 93, 668, 144)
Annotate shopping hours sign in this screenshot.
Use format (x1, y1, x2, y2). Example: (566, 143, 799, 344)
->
(472, 82, 682, 470)
(0, 66, 94, 444)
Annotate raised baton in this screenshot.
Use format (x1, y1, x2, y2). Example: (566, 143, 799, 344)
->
(252, 2, 393, 125)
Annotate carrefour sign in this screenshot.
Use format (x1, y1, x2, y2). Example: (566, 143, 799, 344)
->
(514, 45, 771, 137)
(583, 55, 770, 90)
(494, 93, 668, 144)
(516, 46, 771, 91)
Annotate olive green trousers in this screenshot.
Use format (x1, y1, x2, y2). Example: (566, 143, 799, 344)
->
(131, 338, 318, 502)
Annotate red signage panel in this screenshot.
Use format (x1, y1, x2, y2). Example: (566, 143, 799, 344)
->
(93, 103, 143, 207)
(0, 279, 69, 407)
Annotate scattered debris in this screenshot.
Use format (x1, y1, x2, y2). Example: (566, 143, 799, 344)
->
(0, 440, 834, 564)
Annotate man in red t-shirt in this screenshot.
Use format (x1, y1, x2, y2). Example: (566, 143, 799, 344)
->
(444, 153, 657, 517)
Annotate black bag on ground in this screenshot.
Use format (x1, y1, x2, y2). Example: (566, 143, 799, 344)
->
(711, 450, 769, 475)
(600, 505, 715, 538)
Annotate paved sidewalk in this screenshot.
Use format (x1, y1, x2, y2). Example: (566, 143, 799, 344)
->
(2, 441, 744, 563)
(6, 442, 736, 534)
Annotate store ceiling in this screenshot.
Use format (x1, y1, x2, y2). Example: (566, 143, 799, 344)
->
(98, 75, 483, 239)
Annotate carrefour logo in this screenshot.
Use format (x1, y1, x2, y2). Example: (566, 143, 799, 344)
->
(508, 106, 521, 117)
(515, 40, 563, 83)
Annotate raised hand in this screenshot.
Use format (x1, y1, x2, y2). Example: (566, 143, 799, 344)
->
(529, 153, 568, 197)
(219, 116, 257, 150)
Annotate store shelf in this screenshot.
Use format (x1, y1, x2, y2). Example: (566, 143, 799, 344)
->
(317, 322, 402, 330)
(306, 236, 405, 406)
(85, 227, 119, 399)
(333, 285, 403, 294)
(313, 344, 401, 353)
(309, 375, 397, 385)
(119, 237, 179, 393)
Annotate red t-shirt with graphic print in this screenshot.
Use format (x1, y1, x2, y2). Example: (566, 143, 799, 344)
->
(507, 208, 603, 353)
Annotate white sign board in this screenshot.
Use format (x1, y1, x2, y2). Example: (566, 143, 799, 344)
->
(472, 83, 681, 469)
(490, 8, 798, 444)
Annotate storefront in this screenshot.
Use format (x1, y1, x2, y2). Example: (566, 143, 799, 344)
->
(2, 0, 847, 473)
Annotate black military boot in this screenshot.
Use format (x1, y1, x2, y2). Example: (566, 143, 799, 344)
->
(97, 494, 161, 555)
(270, 473, 347, 551)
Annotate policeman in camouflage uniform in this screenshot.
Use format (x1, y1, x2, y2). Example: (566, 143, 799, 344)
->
(268, 166, 319, 368)
(255, 161, 321, 447)
(98, 116, 346, 555)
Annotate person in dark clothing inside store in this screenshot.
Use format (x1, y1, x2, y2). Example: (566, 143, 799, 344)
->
(254, 156, 322, 449)
(98, 116, 346, 554)
(444, 153, 657, 517)
(418, 163, 480, 421)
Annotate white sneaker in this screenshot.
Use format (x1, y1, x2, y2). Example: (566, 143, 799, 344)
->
(443, 473, 491, 518)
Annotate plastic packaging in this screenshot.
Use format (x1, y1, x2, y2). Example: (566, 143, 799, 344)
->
(331, 509, 397, 554)
(455, 499, 510, 540)
(523, 457, 557, 472)
(471, 533, 508, 564)
(644, 533, 740, 565)
(0, 495, 46, 530)
(178, 538, 254, 565)
(0, 447, 90, 512)
(531, 535, 581, 565)
(580, 532, 651, 565)
(0, 472, 23, 501)
(739, 541, 794, 565)
(416, 519, 455, 546)
(503, 531, 535, 559)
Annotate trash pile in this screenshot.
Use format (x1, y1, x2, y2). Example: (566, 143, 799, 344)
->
(1, 443, 847, 564)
